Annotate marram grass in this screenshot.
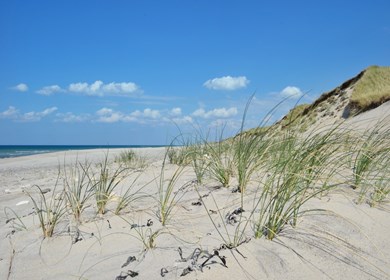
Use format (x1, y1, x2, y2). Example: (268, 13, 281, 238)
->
(351, 65, 390, 112)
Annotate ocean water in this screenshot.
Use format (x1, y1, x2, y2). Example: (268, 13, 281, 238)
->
(0, 145, 164, 159)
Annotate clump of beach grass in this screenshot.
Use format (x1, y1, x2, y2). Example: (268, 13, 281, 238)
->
(204, 137, 234, 188)
(232, 96, 273, 193)
(24, 176, 67, 238)
(115, 149, 148, 170)
(184, 139, 209, 185)
(253, 127, 343, 240)
(156, 150, 187, 226)
(369, 170, 390, 206)
(348, 122, 390, 205)
(91, 155, 129, 215)
(63, 160, 95, 223)
(166, 146, 191, 166)
(156, 166, 185, 226)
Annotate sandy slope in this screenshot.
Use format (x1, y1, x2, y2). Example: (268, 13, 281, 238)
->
(1, 114, 390, 279)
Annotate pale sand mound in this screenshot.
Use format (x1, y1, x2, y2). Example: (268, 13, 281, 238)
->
(0, 143, 389, 279)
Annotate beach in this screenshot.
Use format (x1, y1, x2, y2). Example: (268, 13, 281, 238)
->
(1, 141, 389, 280)
(2, 1, 390, 279)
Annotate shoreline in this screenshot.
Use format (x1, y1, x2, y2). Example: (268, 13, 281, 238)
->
(0, 145, 167, 160)
(0, 146, 167, 170)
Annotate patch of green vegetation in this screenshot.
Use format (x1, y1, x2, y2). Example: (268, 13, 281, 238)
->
(350, 66, 390, 113)
(115, 149, 148, 169)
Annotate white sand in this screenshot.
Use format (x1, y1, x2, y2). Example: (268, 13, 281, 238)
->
(1, 113, 390, 279)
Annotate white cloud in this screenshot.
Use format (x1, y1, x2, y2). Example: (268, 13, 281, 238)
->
(192, 107, 238, 119)
(98, 114, 122, 123)
(55, 112, 90, 123)
(102, 82, 138, 94)
(131, 108, 161, 119)
(36, 85, 65, 95)
(41, 107, 58, 115)
(280, 86, 303, 99)
(96, 107, 124, 123)
(171, 116, 193, 124)
(97, 113, 124, 123)
(12, 83, 28, 92)
(0, 106, 19, 118)
(20, 107, 58, 122)
(1, 106, 57, 121)
(143, 108, 160, 119)
(69, 80, 139, 96)
(203, 76, 249, 90)
(170, 107, 182, 116)
(69, 82, 90, 93)
(96, 107, 114, 116)
(95, 107, 165, 123)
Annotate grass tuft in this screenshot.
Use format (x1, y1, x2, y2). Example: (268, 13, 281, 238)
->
(24, 176, 67, 238)
(91, 154, 129, 215)
(115, 150, 148, 170)
(63, 160, 95, 223)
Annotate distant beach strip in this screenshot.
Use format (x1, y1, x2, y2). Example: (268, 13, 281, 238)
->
(0, 145, 166, 159)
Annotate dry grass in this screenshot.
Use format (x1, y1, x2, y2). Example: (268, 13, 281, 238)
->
(351, 66, 390, 112)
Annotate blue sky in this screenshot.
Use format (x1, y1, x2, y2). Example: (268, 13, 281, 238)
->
(1, 0, 389, 145)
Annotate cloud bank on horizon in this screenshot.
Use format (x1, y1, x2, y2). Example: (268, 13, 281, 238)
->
(3, 78, 302, 128)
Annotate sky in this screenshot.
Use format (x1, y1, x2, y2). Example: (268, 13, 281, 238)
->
(1, 0, 389, 145)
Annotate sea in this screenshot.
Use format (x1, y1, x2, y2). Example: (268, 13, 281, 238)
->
(0, 145, 165, 159)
